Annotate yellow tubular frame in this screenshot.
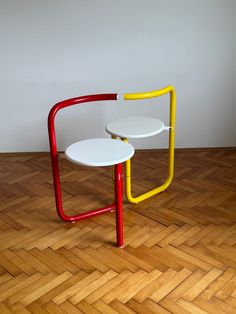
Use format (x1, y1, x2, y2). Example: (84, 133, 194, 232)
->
(123, 85, 176, 203)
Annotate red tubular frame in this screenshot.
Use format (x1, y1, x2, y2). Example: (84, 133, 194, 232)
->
(114, 163, 123, 247)
(48, 94, 123, 246)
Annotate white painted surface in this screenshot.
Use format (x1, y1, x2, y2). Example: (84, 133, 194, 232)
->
(65, 138, 134, 166)
(0, 0, 236, 152)
(106, 116, 165, 138)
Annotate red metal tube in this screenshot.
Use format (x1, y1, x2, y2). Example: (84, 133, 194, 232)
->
(48, 94, 118, 222)
(59, 203, 116, 223)
(115, 163, 124, 247)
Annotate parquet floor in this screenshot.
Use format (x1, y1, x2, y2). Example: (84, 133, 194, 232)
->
(0, 148, 236, 313)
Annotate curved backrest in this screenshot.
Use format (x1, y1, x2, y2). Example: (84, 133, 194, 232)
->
(123, 85, 176, 134)
(48, 94, 118, 157)
(124, 85, 175, 100)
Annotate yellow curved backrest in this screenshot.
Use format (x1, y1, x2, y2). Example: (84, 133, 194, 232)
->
(124, 85, 175, 100)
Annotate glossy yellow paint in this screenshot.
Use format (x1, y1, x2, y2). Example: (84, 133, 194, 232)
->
(123, 85, 176, 203)
(124, 85, 174, 100)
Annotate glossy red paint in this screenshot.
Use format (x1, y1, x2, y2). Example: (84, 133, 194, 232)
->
(114, 163, 123, 247)
(48, 93, 123, 246)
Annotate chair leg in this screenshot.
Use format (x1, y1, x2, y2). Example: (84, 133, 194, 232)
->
(123, 134, 175, 204)
(50, 153, 115, 222)
(114, 163, 124, 247)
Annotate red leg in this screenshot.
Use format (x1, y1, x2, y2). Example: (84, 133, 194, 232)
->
(114, 163, 124, 247)
(51, 153, 115, 222)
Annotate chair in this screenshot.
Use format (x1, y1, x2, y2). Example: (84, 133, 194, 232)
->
(105, 86, 176, 203)
(48, 94, 134, 247)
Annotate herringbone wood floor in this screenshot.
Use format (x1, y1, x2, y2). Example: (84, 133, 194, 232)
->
(0, 148, 236, 313)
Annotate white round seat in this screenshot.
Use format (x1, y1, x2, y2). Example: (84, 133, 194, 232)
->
(105, 116, 165, 139)
(65, 138, 134, 167)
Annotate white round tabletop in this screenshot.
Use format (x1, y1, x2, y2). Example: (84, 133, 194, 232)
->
(65, 138, 134, 167)
(105, 116, 165, 139)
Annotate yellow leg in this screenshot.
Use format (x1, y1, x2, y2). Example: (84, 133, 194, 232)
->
(123, 86, 176, 204)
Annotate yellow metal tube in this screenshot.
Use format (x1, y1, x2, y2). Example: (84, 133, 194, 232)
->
(124, 85, 174, 100)
(123, 86, 176, 204)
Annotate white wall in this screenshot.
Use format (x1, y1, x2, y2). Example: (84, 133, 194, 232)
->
(1, 0, 236, 152)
